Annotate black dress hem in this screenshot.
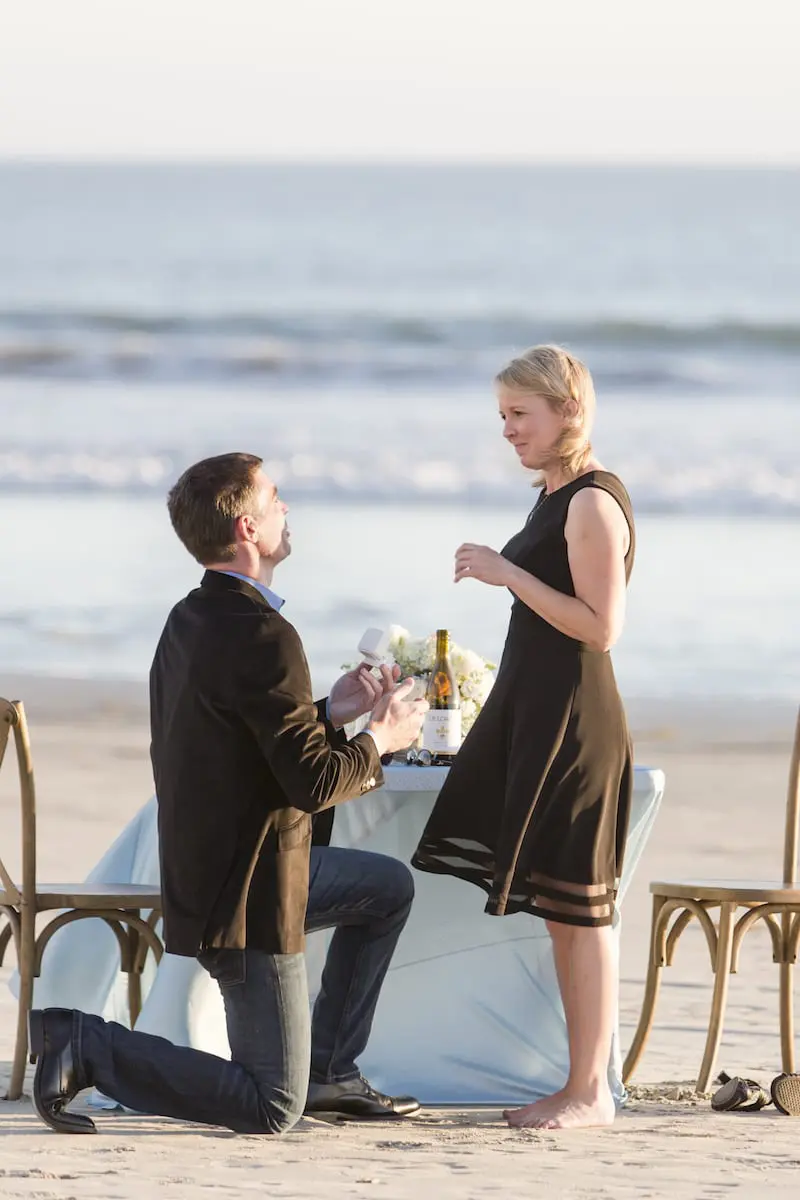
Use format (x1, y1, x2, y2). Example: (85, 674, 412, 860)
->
(411, 846, 617, 929)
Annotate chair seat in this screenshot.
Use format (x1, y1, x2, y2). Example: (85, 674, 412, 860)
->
(651, 879, 800, 904)
(0, 883, 161, 910)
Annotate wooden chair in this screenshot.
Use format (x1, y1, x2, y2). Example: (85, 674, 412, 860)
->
(623, 706, 800, 1094)
(0, 698, 163, 1100)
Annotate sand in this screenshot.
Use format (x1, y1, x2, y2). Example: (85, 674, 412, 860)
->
(1, 680, 799, 1198)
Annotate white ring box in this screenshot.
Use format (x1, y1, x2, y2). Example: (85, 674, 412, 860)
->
(357, 627, 391, 668)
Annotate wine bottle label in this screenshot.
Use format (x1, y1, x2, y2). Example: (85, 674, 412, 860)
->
(421, 710, 462, 754)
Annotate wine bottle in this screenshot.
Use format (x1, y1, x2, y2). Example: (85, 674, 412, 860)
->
(421, 629, 462, 762)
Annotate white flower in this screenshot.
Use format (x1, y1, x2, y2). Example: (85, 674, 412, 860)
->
(348, 625, 495, 740)
(386, 624, 410, 649)
(450, 647, 486, 678)
(407, 636, 436, 673)
(388, 627, 437, 676)
(460, 697, 479, 734)
(384, 629, 495, 737)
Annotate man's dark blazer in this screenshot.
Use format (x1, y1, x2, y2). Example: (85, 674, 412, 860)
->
(150, 570, 383, 957)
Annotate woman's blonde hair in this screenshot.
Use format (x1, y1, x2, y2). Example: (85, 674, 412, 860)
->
(495, 344, 596, 482)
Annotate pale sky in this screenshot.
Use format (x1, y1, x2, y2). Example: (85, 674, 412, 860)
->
(2, 0, 799, 162)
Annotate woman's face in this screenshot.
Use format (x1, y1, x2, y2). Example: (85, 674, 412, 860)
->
(496, 384, 565, 471)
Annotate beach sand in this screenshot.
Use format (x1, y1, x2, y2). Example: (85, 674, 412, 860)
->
(1, 680, 799, 1197)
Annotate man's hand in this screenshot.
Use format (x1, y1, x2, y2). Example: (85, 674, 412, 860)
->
(366, 677, 429, 758)
(328, 662, 401, 729)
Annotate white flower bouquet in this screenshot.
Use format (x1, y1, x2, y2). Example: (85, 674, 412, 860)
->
(382, 625, 496, 737)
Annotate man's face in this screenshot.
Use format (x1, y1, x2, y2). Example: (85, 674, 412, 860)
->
(251, 469, 291, 565)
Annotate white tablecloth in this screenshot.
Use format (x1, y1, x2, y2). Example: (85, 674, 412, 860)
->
(14, 764, 664, 1105)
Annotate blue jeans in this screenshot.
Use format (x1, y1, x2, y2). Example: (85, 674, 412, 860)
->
(78, 846, 414, 1134)
(307, 846, 414, 1083)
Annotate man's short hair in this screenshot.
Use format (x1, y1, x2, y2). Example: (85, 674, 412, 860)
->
(167, 452, 264, 565)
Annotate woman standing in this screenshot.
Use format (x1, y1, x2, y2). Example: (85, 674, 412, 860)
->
(412, 345, 635, 1131)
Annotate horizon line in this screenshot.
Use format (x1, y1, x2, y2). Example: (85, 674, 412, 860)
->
(1, 153, 799, 170)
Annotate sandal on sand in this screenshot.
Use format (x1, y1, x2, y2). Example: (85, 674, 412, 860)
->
(711, 1071, 771, 1113)
(771, 1073, 800, 1116)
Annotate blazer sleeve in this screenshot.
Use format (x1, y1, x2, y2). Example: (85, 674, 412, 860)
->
(315, 698, 349, 748)
(312, 698, 345, 848)
(237, 618, 383, 813)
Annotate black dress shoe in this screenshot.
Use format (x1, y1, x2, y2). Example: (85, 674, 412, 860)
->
(305, 1074, 420, 1120)
(28, 1008, 96, 1134)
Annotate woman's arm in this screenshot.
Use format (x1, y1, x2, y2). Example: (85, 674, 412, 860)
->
(455, 488, 630, 651)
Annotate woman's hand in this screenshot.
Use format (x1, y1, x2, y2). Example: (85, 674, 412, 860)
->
(454, 543, 511, 587)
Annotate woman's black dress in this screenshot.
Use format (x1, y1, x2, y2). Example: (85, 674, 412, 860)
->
(411, 470, 635, 928)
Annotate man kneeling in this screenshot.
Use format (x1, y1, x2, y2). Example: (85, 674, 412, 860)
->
(30, 452, 426, 1135)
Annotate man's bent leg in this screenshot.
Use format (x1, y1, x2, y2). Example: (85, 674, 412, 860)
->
(80, 950, 310, 1133)
(306, 847, 414, 1083)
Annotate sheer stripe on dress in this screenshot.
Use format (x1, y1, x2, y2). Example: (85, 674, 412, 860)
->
(413, 836, 618, 927)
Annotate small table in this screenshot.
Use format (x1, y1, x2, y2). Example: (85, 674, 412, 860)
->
(16, 764, 664, 1105)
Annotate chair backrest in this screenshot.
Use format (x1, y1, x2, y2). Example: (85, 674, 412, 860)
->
(782, 706, 800, 887)
(0, 699, 37, 905)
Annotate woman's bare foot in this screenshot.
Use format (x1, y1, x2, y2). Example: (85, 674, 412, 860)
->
(503, 1090, 564, 1126)
(505, 1085, 615, 1130)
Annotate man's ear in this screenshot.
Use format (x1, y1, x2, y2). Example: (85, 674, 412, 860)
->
(235, 513, 258, 543)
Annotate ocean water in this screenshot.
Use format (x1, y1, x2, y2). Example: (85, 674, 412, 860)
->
(0, 163, 798, 700)
(3, 493, 800, 705)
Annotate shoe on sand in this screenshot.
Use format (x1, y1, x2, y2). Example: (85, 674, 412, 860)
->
(711, 1071, 770, 1113)
(771, 1073, 800, 1116)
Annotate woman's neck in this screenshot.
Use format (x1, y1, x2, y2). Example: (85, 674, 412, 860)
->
(541, 456, 603, 495)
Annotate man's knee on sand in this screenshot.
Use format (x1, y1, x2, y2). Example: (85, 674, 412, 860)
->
(253, 1097, 306, 1136)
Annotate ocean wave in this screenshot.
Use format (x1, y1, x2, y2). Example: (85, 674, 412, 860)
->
(3, 307, 800, 346)
(0, 310, 798, 385)
(1, 449, 798, 516)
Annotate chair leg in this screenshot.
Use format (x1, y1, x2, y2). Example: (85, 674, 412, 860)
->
(126, 921, 142, 1027)
(623, 894, 667, 1083)
(780, 961, 795, 1074)
(6, 914, 35, 1101)
(127, 969, 142, 1029)
(0, 918, 14, 967)
(696, 901, 736, 1094)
